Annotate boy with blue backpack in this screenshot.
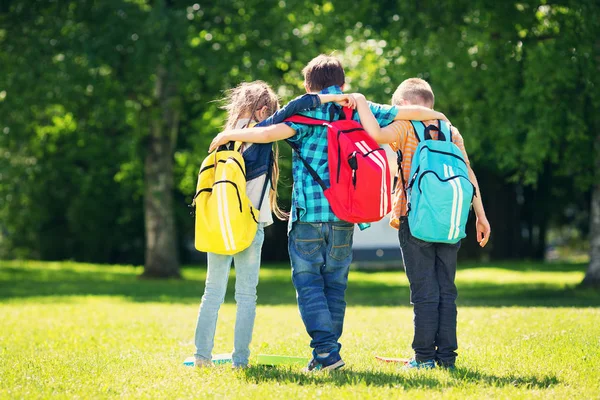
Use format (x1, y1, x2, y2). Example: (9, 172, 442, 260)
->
(209, 56, 448, 371)
(365, 78, 491, 369)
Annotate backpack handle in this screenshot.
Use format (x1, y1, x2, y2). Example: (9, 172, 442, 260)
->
(329, 106, 354, 121)
(411, 120, 452, 142)
(424, 124, 447, 141)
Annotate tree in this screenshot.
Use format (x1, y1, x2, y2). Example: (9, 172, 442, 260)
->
(1, 0, 599, 280)
(343, 0, 600, 278)
(0, 0, 352, 275)
(581, 127, 600, 286)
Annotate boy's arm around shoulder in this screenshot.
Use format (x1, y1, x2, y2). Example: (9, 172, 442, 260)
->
(257, 93, 351, 127)
(370, 120, 412, 146)
(349, 93, 381, 140)
(364, 99, 448, 144)
(257, 94, 321, 127)
(393, 105, 448, 123)
(209, 124, 295, 152)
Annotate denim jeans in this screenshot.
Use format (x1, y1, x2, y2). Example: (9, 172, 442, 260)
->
(399, 219, 460, 365)
(288, 221, 354, 355)
(194, 225, 265, 366)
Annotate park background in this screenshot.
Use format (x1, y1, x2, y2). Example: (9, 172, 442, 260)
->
(1, 1, 599, 399)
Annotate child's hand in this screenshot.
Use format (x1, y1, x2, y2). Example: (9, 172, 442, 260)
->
(209, 132, 229, 153)
(338, 94, 356, 109)
(319, 93, 352, 107)
(341, 93, 367, 109)
(476, 216, 491, 247)
(330, 94, 356, 108)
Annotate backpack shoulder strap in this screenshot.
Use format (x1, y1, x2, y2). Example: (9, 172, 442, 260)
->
(284, 139, 327, 192)
(410, 121, 426, 142)
(284, 114, 329, 126)
(396, 150, 408, 202)
(328, 105, 354, 121)
(417, 120, 448, 142)
(438, 120, 452, 142)
(257, 148, 273, 211)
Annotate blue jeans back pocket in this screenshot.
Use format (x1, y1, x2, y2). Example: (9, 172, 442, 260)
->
(293, 223, 323, 256)
(329, 224, 354, 261)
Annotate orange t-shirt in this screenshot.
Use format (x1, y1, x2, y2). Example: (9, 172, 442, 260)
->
(387, 120, 470, 229)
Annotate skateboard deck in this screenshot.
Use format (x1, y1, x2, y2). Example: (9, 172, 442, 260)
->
(375, 356, 411, 363)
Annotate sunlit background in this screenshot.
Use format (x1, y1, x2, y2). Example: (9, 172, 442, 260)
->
(1, 1, 599, 283)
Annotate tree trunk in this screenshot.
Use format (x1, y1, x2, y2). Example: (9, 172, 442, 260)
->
(141, 65, 180, 279)
(581, 132, 600, 288)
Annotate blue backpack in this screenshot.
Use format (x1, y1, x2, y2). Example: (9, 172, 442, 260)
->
(405, 120, 475, 244)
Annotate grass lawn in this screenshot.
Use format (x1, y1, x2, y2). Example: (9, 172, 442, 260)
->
(0, 260, 599, 399)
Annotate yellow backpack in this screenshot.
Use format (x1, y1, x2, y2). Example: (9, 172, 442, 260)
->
(192, 142, 261, 255)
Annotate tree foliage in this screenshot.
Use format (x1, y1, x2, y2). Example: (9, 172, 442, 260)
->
(0, 1, 598, 276)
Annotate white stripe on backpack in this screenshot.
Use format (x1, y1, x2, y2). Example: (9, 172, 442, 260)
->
(449, 166, 463, 240)
(221, 167, 236, 250)
(216, 170, 232, 251)
(360, 141, 388, 216)
(444, 164, 458, 241)
(368, 143, 390, 215)
(356, 141, 386, 216)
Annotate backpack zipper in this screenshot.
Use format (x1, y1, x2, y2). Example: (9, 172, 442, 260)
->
(416, 170, 475, 194)
(417, 146, 467, 165)
(199, 157, 246, 179)
(212, 180, 243, 213)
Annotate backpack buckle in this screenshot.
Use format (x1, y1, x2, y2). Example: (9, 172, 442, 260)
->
(348, 152, 358, 170)
(348, 152, 358, 188)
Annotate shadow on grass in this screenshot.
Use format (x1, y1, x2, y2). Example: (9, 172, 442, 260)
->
(0, 264, 598, 307)
(452, 367, 559, 389)
(241, 365, 559, 389)
(455, 261, 587, 273)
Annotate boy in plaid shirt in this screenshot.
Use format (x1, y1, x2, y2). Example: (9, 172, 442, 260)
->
(209, 55, 446, 371)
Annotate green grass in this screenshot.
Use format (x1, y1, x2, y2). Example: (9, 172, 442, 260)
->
(1, 260, 599, 399)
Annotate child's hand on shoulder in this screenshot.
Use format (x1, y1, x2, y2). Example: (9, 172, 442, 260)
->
(320, 93, 355, 108)
(346, 93, 368, 109)
(336, 93, 366, 109)
(347, 93, 366, 101)
(209, 132, 229, 153)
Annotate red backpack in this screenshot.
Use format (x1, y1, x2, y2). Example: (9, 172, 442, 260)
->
(285, 107, 391, 223)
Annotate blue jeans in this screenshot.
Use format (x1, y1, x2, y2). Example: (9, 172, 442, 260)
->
(399, 219, 460, 366)
(194, 225, 265, 366)
(288, 221, 354, 355)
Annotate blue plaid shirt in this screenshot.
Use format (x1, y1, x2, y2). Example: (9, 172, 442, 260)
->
(285, 86, 399, 223)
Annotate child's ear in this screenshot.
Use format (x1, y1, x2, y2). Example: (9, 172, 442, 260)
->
(258, 106, 269, 121)
(304, 82, 310, 93)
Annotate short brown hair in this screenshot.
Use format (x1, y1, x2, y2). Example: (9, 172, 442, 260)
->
(392, 78, 435, 108)
(302, 55, 345, 92)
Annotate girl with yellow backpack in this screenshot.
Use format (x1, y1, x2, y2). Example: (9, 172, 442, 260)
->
(193, 80, 352, 368)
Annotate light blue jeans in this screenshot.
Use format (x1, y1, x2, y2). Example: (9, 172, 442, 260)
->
(194, 225, 265, 367)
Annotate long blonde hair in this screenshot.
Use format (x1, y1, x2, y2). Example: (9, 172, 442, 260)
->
(222, 81, 288, 220)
